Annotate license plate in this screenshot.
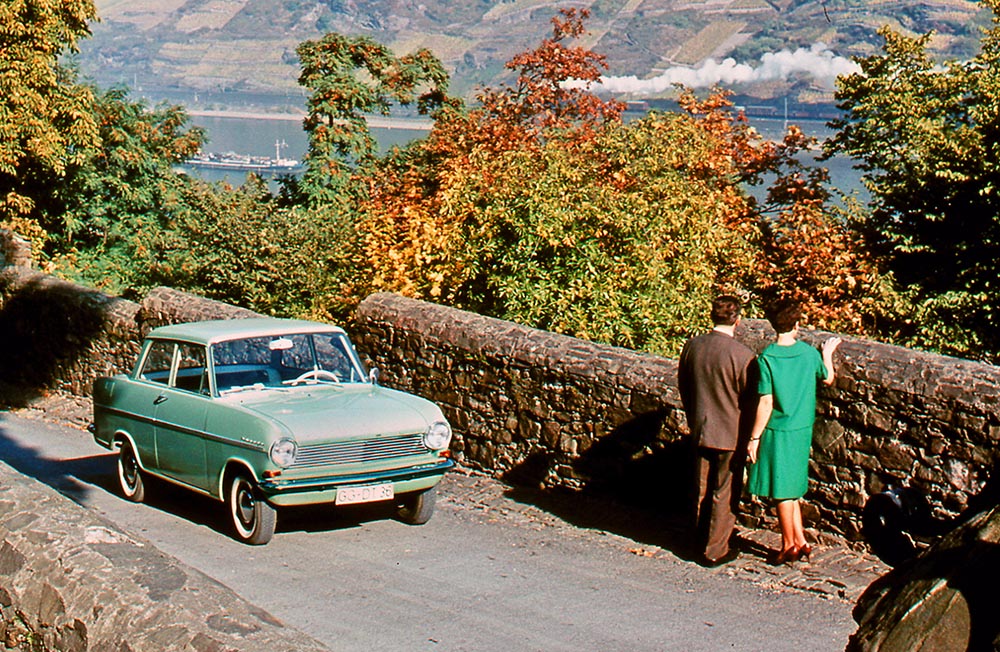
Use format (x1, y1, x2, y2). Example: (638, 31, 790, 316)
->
(335, 483, 394, 505)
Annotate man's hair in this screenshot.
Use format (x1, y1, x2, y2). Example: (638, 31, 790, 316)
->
(766, 297, 802, 334)
(710, 295, 742, 326)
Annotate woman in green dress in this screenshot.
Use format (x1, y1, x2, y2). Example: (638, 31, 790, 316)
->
(747, 298, 840, 564)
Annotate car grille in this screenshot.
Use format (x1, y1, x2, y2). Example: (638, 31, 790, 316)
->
(291, 433, 429, 468)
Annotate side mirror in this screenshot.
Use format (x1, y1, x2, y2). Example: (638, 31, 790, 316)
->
(369, 367, 380, 385)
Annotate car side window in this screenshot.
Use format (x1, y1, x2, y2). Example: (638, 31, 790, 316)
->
(212, 337, 286, 391)
(174, 343, 209, 395)
(139, 340, 175, 385)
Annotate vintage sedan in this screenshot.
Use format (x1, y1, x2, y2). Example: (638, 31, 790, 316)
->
(91, 318, 454, 544)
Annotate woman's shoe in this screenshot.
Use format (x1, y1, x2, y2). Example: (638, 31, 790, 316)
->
(797, 543, 812, 562)
(773, 546, 800, 565)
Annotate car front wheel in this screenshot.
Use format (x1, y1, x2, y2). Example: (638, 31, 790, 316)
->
(228, 473, 276, 545)
(117, 440, 146, 503)
(396, 485, 436, 525)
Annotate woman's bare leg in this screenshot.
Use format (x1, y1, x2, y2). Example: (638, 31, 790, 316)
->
(776, 500, 797, 552)
(792, 500, 806, 548)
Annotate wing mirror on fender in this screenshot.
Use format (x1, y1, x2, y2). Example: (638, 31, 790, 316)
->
(369, 367, 380, 385)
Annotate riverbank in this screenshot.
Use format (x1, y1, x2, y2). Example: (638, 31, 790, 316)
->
(186, 108, 433, 131)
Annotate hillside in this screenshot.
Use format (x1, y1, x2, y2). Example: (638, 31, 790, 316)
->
(76, 0, 991, 112)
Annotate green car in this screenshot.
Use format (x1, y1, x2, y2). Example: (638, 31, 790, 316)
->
(91, 318, 454, 545)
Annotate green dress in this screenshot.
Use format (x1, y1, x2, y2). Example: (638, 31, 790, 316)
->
(747, 340, 828, 500)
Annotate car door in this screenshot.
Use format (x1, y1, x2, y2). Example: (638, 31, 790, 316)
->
(119, 338, 178, 473)
(152, 341, 211, 491)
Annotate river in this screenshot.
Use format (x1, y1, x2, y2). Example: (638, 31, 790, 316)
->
(183, 113, 864, 197)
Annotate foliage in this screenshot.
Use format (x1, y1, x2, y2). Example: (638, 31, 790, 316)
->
(476, 9, 624, 139)
(55, 89, 203, 249)
(354, 8, 628, 307)
(74, 174, 357, 320)
(675, 89, 886, 333)
(3, 1, 897, 362)
(825, 1, 1000, 360)
(295, 32, 450, 203)
(353, 11, 880, 355)
(447, 113, 762, 354)
(0, 0, 99, 236)
(0, 0, 206, 272)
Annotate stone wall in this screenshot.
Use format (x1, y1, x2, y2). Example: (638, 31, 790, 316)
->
(0, 461, 328, 652)
(354, 293, 1000, 539)
(2, 260, 999, 540)
(0, 268, 141, 399)
(0, 269, 264, 407)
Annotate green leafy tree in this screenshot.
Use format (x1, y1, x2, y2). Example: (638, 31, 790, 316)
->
(825, 1, 1000, 359)
(445, 112, 760, 354)
(0, 0, 99, 240)
(54, 89, 203, 252)
(295, 33, 449, 203)
(94, 174, 358, 320)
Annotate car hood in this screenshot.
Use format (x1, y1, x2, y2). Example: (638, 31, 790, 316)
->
(229, 384, 444, 443)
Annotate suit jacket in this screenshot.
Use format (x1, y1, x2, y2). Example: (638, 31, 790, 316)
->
(678, 330, 756, 451)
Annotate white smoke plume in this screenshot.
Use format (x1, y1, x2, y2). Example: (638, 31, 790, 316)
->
(594, 43, 860, 94)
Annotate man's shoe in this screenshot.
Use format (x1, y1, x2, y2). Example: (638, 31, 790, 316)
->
(700, 548, 740, 568)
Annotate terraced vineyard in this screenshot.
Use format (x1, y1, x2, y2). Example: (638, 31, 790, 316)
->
(78, 0, 990, 109)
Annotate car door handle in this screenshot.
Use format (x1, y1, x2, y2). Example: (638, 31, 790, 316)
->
(153, 395, 168, 405)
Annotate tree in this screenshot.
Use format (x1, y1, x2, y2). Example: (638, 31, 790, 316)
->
(295, 33, 449, 204)
(53, 89, 203, 248)
(825, 1, 1000, 359)
(475, 8, 624, 140)
(351, 7, 882, 355)
(0, 0, 100, 239)
(85, 174, 356, 320)
(673, 89, 885, 335)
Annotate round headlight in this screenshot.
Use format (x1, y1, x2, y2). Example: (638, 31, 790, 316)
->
(269, 438, 298, 467)
(424, 421, 452, 450)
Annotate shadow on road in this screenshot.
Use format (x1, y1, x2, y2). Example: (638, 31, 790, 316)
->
(0, 423, 116, 502)
(0, 422, 394, 541)
(500, 408, 710, 562)
(127, 477, 397, 539)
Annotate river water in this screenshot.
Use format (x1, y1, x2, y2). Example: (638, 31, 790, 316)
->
(184, 114, 864, 197)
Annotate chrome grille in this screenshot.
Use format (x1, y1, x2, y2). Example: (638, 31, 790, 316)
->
(291, 433, 428, 468)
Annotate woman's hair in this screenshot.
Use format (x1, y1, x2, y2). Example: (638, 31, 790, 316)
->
(710, 295, 742, 326)
(766, 297, 802, 334)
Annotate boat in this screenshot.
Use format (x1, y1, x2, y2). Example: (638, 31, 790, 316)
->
(185, 140, 302, 172)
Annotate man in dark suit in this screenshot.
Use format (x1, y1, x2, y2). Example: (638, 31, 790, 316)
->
(678, 296, 756, 566)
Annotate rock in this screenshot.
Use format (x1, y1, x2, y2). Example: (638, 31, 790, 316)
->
(848, 504, 1000, 651)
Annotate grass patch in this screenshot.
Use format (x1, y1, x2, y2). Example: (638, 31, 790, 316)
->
(175, 0, 250, 33)
(674, 20, 746, 65)
(390, 33, 474, 62)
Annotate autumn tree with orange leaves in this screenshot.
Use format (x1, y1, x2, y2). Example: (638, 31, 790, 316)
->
(674, 89, 886, 334)
(345, 9, 884, 353)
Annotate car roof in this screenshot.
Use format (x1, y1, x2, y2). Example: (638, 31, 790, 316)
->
(146, 318, 347, 346)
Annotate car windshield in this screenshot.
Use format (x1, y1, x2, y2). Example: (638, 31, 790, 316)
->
(211, 331, 367, 394)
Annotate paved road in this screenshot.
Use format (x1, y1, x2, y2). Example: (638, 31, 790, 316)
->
(0, 411, 875, 651)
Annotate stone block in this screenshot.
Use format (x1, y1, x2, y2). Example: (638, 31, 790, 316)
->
(876, 441, 916, 472)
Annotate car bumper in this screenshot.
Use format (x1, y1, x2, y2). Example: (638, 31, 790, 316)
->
(259, 458, 455, 507)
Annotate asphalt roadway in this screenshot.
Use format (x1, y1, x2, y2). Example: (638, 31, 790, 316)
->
(0, 405, 888, 652)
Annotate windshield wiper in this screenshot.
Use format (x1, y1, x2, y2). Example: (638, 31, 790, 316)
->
(219, 383, 270, 395)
